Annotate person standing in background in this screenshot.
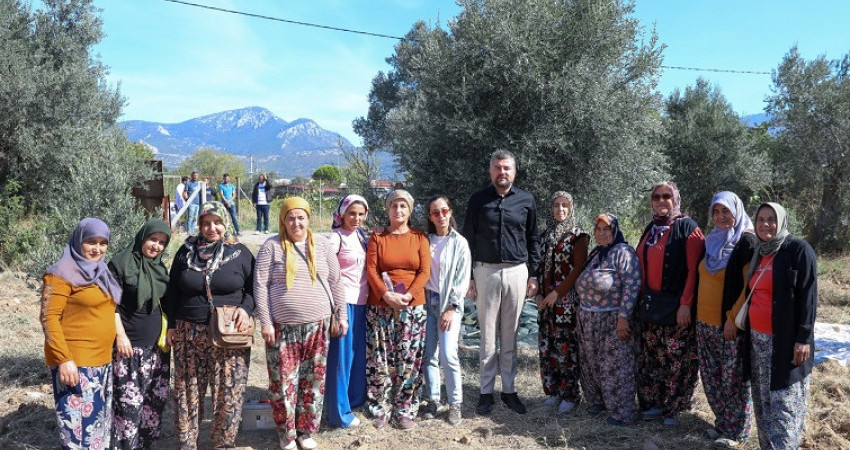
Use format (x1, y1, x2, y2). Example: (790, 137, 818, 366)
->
(219, 173, 241, 236)
(462, 149, 540, 416)
(184, 172, 200, 233)
(202, 177, 217, 203)
(175, 176, 188, 232)
(253, 173, 273, 234)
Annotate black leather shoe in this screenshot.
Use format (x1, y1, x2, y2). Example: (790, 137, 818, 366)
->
(476, 393, 494, 415)
(500, 392, 527, 414)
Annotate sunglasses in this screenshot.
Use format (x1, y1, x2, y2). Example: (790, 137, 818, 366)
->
(430, 208, 451, 218)
(651, 193, 673, 201)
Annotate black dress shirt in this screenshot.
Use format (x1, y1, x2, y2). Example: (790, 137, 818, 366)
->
(462, 185, 541, 276)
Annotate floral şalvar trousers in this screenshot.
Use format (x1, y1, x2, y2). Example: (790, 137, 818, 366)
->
(366, 304, 427, 421)
(172, 320, 250, 450)
(112, 345, 170, 450)
(537, 293, 581, 402)
(50, 363, 113, 450)
(578, 309, 638, 423)
(697, 322, 752, 441)
(751, 330, 810, 450)
(266, 319, 329, 446)
(637, 321, 699, 417)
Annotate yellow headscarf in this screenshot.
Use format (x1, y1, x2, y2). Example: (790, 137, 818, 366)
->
(278, 197, 316, 288)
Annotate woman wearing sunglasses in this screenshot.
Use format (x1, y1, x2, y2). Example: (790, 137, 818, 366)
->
(635, 181, 704, 426)
(420, 195, 471, 426)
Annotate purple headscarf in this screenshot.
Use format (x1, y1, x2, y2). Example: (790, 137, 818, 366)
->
(704, 191, 754, 274)
(332, 194, 369, 229)
(45, 218, 122, 303)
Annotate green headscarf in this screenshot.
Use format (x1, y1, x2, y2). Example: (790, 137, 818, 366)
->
(109, 219, 172, 310)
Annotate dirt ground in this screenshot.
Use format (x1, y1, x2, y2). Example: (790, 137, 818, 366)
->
(1, 254, 848, 449)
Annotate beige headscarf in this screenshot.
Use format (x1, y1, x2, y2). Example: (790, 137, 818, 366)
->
(278, 197, 316, 288)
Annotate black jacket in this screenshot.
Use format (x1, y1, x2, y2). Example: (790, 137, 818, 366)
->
(251, 180, 273, 204)
(737, 236, 817, 390)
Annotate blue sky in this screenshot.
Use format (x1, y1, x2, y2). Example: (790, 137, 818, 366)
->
(91, 0, 850, 145)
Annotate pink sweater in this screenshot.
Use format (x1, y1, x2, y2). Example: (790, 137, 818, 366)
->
(254, 235, 347, 327)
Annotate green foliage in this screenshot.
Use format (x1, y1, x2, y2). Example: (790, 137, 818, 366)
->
(663, 78, 771, 227)
(353, 0, 666, 228)
(311, 164, 343, 184)
(176, 148, 247, 179)
(339, 143, 387, 227)
(767, 46, 850, 252)
(0, 182, 44, 269)
(0, 0, 151, 276)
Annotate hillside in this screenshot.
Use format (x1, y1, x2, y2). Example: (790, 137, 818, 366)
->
(120, 106, 398, 177)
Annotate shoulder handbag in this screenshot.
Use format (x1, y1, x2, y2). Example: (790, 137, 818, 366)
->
(734, 253, 777, 330)
(156, 298, 170, 353)
(204, 271, 255, 349)
(293, 244, 343, 338)
(636, 238, 680, 326)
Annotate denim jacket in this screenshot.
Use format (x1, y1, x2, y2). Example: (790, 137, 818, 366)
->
(428, 229, 472, 314)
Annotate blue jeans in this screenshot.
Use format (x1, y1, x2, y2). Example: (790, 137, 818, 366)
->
(325, 304, 368, 427)
(256, 204, 270, 232)
(187, 204, 199, 233)
(424, 290, 463, 404)
(225, 203, 240, 233)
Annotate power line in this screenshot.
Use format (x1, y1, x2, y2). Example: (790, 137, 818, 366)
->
(661, 65, 770, 75)
(163, 0, 771, 76)
(162, 0, 410, 41)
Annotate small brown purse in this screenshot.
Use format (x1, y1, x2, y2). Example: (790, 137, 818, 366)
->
(204, 271, 255, 349)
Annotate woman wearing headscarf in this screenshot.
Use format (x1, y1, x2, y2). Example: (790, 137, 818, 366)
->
(365, 189, 430, 430)
(575, 213, 641, 426)
(109, 219, 172, 449)
(254, 197, 347, 450)
(636, 181, 704, 426)
(325, 194, 370, 429)
(40, 218, 122, 450)
(735, 202, 816, 449)
(695, 192, 755, 447)
(421, 195, 471, 426)
(534, 191, 588, 414)
(162, 201, 255, 449)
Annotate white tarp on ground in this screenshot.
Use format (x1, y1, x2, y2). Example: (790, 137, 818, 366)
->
(815, 322, 850, 366)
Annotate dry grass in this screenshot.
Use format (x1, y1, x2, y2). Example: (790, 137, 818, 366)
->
(1, 254, 848, 449)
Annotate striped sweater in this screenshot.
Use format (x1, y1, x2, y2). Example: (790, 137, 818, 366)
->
(254, 234, 347, 327)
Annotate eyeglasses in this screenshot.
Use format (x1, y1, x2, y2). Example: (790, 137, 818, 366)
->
(651, 193, 672, 201)
(430, 208, 451, 218)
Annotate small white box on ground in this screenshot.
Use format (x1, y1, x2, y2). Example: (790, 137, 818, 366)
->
(241, 401, 276, 431)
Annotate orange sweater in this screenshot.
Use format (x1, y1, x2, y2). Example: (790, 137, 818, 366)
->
(40, 274, 116, 367)
(696, 261, 725, 326)
(366, 229, 431, 307)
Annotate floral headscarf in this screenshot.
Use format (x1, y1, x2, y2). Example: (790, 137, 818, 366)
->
(184, 201, 240, 276)
(542, 191, 585, 292)
(46, 218, 122, 303)
(646, 181, 683, 246)
(587, 213, 627, 264)
(704, 191, 753, 274)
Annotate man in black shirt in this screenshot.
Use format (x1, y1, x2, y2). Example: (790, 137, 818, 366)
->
(462, 149, 540, 415)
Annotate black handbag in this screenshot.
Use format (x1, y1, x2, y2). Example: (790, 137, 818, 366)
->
(636, 290, 679, 326)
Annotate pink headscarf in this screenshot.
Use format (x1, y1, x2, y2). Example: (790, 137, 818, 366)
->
(332, 194, 369, 229)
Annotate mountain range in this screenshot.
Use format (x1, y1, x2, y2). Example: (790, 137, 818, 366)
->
(120, 106, 397, 177)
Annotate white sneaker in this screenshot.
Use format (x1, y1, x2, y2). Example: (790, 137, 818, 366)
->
(281, 440, 296, 450)
(557, 400, 576, 414)
(297, 435, 318, 449)
(543, 396, 559, 407)
(254, 231, 260, 235)
(348, 416, 361, 427)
